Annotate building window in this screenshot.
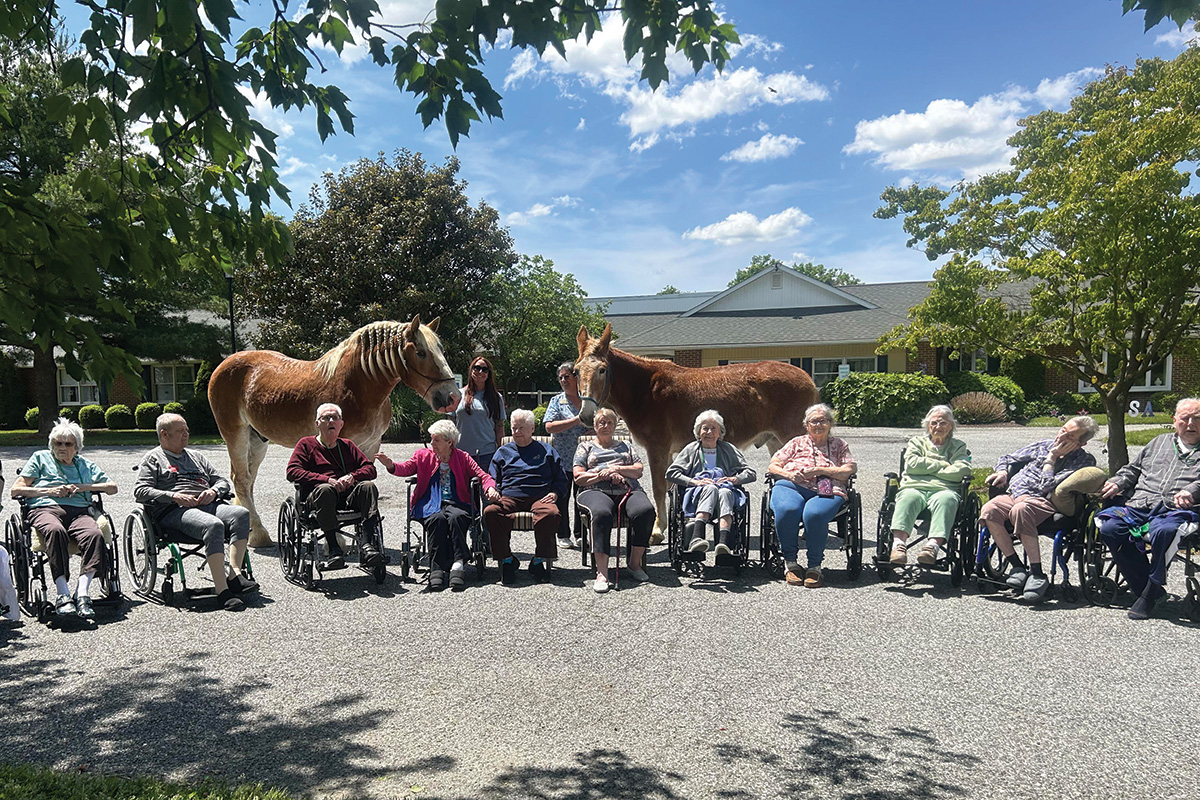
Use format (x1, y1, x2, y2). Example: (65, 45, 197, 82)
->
(152, 364, 196, 404)
(1079, 353, 1171, 393)
(813, 357, 877, 388)
(58, 369, 100, 406)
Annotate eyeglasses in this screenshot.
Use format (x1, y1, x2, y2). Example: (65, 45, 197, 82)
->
(807, 418, 831, 425)
(928, 419, 951, 428)
(317, 414, 341, 422)
(558, 373, 574, 381)
(52, 439, 76, 447)
(472, 365, 490, 373)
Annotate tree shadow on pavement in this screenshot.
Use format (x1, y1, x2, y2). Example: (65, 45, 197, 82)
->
(0, 641, 450, 797)
(713, 708, 979, 800)
(461, 748, 684, 800)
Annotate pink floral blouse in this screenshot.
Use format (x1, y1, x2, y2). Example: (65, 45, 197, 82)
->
(771, 435, 855, 498)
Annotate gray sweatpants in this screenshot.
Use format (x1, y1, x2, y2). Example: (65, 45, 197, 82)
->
(159, 502, 251, 556)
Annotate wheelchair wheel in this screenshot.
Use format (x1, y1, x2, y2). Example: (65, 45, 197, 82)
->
(122, 508, 158, 598)
(844, 492, 863, 580)
(5, 513, 31, 612)
(277, 497, 298, 581)
(667, 489, 684, 575)
(473, 551, 487, 581)
(33, 584, 50, 624)
(372, 561, 387, 584)
(951, 493, 980, 588)
(1080, 514, 1122, 607)
(97, 515, 122, 601)
(161, 578, 176, 606)
(876, 501, 895, 579)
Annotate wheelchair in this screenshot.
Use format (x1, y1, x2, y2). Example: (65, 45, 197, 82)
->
(399, 476, 488, 585)
(1076, 497, 1200, 620)
(277, 484, 386, 590)
(123, 500, 254, 606)
(665, 481, 752, 576)
(873, 450, 981, 587)
(5, 494, 122, 624)
(759, 475, 863, 581)
(973, 477, 1095, 602)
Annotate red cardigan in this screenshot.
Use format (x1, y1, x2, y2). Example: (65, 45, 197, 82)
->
(386, 447, 495, 505)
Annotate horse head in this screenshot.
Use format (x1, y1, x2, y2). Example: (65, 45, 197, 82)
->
(402, 315, 461, 413)
(574, 322, 613, 426)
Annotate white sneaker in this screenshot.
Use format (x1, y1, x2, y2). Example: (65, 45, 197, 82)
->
(593, 577, 610, 593)
(558, 536, 576, 551)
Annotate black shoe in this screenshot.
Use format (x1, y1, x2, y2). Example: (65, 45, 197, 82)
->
(227, 573, 259, 594)
(359, 543, 384, 569)
(428, 570, 446, 592)
(319, 553, 346, 571)
(529, 559, 549, 582)
(449, 570, 466, 591)
(500, 558, 517, 585)
(217, 589, 245, 612)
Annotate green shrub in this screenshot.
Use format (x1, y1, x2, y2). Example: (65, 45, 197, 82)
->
(822, 372, 949, 426)
(79, 404, 106, 429)
(1022, 396, 1061, 419)
(942, 371, 986, 399)
(0, 351, 27, 429)
(185, 358, 219, 435)
(1144, 392, 1178, 416)
(164, 401, 186, 415)
(942, 372, 1024, 419)
(24, 407, 38, 428)
(1048, 391, 1104, 415)
(533, 403, 548, 433)
(951, 391, 1007, 424)
(57, 406, 78, 422)
(135, 401, 163, 429)
(105, 403, 134, 429)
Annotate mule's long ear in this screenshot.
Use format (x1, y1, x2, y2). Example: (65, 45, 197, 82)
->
(577, 324, 590, 356)
(597, 322, 613, 351)
(427, 316, 441, 333)
(406, 314, 422, 339)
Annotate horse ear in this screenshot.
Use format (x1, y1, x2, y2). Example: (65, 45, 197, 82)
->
(427, 316, 441, 333)
(576, 325, 590, 355)
(597, 322, 612, 351)
(406, 314, 422, 338)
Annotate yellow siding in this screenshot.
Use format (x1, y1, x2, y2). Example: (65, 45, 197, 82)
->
(700, 345, 907, 369)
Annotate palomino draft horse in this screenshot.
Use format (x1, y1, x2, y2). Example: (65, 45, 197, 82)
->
(574, 324, 818, 534)
(208, 316, 460, 546)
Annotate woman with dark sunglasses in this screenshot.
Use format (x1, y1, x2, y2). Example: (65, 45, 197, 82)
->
(454, 357, 506, 472)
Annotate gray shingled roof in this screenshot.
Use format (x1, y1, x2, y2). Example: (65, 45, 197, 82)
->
(606, 281, 934, 350)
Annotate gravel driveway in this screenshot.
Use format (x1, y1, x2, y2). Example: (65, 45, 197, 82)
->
(2, 424, 1197, 800)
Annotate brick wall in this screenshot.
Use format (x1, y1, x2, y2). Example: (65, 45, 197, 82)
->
(673, 349, 702, 368)
(1174, 352, 1200, 393)
(904, 342, 936, 375)
(108, 374, 142, 407)
(1044, 345, 1078, 394)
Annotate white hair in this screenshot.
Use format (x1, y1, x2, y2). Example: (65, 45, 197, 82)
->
(156, 412, 187, 435)
(48, 418, 84, 452)
(315, 402, 343, 420)
(427, 419, 460, 445)
(804, 404, 836, 426)
(1067, 415, 1100, 443)
(693, 409, 725, 439)
(594, 407, 618, 425)
(922, 404, 957, 433)
(511, 408, 535, 429)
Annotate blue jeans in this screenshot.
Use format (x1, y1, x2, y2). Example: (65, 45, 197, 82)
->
(769, 480, 845, 568)
(1097, 503, 1198, 596)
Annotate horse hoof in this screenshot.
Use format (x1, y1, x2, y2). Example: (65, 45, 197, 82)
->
(248, 531, 275, 548)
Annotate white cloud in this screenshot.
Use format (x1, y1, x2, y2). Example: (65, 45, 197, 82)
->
(1156, 24, 1200, 48)
(844, 67, 1104, 181)
(722, 133, 804, 162)
(312, 1, 436, 64)
(505, 194, 583, 226)
(576, 117, 587, 131)
(683, 207, 812, 245)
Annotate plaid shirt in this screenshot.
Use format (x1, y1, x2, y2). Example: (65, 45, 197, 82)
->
(1110, 433, 1200, 509)
(996, 439, 1095, 498)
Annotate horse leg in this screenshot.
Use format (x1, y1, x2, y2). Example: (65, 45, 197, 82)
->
(645, 445, 672, 540)
(244, 435, 272, 547)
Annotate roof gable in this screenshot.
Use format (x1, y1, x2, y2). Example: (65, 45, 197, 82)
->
(681, 265, 874, 317)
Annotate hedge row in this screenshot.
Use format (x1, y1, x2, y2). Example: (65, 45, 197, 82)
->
(24, 401, 188, 430)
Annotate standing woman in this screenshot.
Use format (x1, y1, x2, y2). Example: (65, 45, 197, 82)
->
(11, 418, 118, 618)
(766, 404, 857, 588)
(454, 356, 506, 473)
(544, 361, 591, 549)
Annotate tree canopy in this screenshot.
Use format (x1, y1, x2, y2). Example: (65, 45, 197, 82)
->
(240, 150, 515, 363)
(875, 47, 1200, 469)
(0, 0, 737, 396)
(728, 254, 862, 288)
(1123, 0, 1200, 29)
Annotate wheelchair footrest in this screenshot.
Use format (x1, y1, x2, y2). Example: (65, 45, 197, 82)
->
(714, 553, 743, 567)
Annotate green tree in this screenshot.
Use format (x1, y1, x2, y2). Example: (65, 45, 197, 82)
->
(239, 150, 515, 363)
(875, 49, 1200, 470)
(1, 1, 737, 393)
(657, 285, 681, 294)
(728, 254, 862, 288)
(1123, 0, 1200, 29)
(484, 256, 609, 394)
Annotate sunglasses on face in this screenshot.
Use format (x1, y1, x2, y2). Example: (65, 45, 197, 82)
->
(472, 365, 490, 373)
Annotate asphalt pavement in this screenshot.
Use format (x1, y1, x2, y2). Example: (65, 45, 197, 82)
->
(2, 423, 1197, 800)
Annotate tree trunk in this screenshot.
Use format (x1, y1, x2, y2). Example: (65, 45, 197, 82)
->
(1103, 389, 1130, 473)
(31, 347, 59, 433)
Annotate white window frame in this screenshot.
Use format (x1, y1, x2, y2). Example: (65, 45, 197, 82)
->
(813, 356, 877, 388)
(151, 363, 198, 404)
(57, 369, 100, 406)
(1078, 353, 1172, 393)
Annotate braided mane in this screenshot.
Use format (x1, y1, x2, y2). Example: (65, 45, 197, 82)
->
(314, 321, 409, 383)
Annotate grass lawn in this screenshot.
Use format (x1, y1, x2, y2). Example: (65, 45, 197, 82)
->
(1026, 413, 1174, 426)
(1121, 426, 1173, 447)
(0, 763, 293, 800)
(0, 430, 225, 447)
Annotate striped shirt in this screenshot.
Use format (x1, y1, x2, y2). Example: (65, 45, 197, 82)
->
(1110, 433, 1200, 509)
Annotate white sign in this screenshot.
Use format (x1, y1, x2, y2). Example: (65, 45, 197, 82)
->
(837, 363, 851, 380)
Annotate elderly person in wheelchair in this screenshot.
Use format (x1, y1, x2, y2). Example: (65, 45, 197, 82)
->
(10, 418, 118, 619)
(573, 408, 655, 592)
(888, 405, 972, 567)
(766, 403, 857, 588)
(376, 419, 494, 591)
(980, 415, 1099, 602)
(666, 409, 756, 558)
(1097, 397, 1200, 620)
(134, 413, 256, 612)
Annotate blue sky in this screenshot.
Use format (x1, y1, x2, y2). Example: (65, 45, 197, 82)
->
(239, 2, 1197, 295)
